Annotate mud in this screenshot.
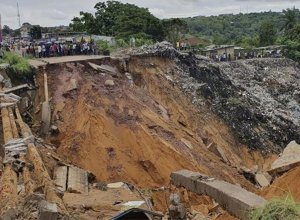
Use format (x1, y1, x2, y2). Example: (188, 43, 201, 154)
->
(34, 58, 268, 192)
(261, 167, 300, 201)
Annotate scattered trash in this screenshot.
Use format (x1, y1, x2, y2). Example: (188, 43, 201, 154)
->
(105, 79, 115, 86)
(122, 201, 145, 208)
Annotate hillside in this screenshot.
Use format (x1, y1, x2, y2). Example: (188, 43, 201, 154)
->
(184, 11, 298, 44)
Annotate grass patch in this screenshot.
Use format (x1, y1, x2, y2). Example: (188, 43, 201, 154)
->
(249, 194, 300, 220)
(3, 52, 31, 73)
(1, 52, 34, 83)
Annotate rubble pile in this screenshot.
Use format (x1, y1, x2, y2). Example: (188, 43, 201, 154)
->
(217, 59, 300, 152)
(131, 41, 180, 58)
(149, 49, 300, 152)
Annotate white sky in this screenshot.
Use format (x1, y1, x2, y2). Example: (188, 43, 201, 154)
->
(0, 0, 299, 28)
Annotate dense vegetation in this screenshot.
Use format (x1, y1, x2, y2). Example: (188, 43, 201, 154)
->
(185, 9, 300, 48)
(69, 1, 187, 44)
(69, 2, 300, 62)
(184, 12, 288, 45)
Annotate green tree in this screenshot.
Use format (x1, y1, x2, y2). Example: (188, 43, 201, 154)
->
(278, 8, 300, 62)
(29, 25, 42, 40)
(162, 18, 188, 44)
(238, 36, 259, 48)
(11, 29, 21, 38)
(259, 20, 276, 46)
(70, 12, 97, 34)
(69, 17, 85, 32)
(112, 3, 163, 40)
(282, 24, 300, 62)
(2, 25, 12, 36)
(183, 11, 290, 45)
(70, 1, 165, 41)
(282, 7, 298, 31)
(212, 33, 228, 44)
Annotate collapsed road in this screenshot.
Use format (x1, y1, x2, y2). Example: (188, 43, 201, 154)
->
(0, 42, 299, 219)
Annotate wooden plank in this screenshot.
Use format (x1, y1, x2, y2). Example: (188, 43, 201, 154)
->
(3, 84, 29, 94)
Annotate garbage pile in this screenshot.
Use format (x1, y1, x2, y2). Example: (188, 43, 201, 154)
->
(133, 43, 300, 152)
(131, 41, 179, 59)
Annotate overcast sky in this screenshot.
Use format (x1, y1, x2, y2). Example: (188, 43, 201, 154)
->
(0, 0, 299, 29)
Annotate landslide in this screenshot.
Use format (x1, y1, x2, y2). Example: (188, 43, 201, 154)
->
(132, 43, 300, 153)
(34, 57, 263, 190)
(261, 167, 300, 201)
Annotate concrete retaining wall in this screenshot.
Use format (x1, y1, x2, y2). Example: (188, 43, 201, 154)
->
(171, 170, 267, 220)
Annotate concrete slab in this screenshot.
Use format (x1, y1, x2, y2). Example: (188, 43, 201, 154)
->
(54, 166, 68, 192)
(107, 182, 126, 189)
(29, 56, 109, 68)
(98, 64, 119, 76)
(39, 201, 58, 220)
(255, 173, 271, 188)
(171, 170, 267, 220)
(28, 60, 46, 68)
(41, 55, 108, 65)
(88, 62, 102, 71)
(269, 141, 300, 175)
(65, 78, 77, 93)
(207, 143, 229, 164)
(67, 166, 88, 194)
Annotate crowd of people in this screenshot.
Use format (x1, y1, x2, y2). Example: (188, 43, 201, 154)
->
(19, 42, 98, 58)
(1, 41, 99, 58)
(176, 41, 189, 50)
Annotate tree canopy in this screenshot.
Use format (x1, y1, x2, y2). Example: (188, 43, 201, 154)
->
(184, 10, 300, 45)
(2, 25, 13, 36)
(162, 18, 188, 44)
(69, 4, 300, 62)
(70, 1, 165, 41)
(29, 25, 42, 40)
(259, 20, 276, 46)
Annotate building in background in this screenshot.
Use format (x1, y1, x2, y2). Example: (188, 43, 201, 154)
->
(202, 45, 235, 60)
(20, 22, 31, 39)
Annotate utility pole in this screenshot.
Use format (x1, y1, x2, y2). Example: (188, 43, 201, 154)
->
(17, 2, 21, 28)
(0, 14, 2, 43)
(17, 2, 22, 45)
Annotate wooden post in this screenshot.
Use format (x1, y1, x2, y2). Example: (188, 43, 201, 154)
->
(27, 143, 67, 213)
(0, 106, 17, 215)
(8, 107, 19, 139)
(15, 106, 31, 138)
(23, 166, 35, 196)
(0, 166, 18, 214)
(44, 69, 49, 102)
(1, 107, 13, 144)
